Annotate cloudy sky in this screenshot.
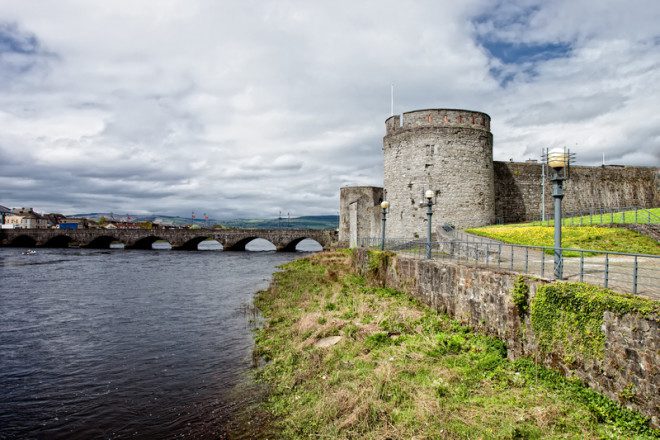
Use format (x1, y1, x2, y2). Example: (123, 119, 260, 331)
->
(0, 0, 658, 218)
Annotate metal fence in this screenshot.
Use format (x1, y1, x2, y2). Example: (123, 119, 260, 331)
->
(527, 206, 659, 227)
(358, 237, 660, 299)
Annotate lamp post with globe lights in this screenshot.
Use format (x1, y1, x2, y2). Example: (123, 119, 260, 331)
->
(380, 201, 389, 250)
(545, 147, 574, 280)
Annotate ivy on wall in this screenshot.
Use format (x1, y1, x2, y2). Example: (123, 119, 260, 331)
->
(530, 282, 658, 363)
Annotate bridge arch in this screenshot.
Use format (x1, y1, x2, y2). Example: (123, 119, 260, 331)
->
(86, 236, 123, 249)
(224, 237, 276, 251)
(43, 235, 73, 248)
(197, 239, 223, 251)
(177, 236, 223, 251)
(280, 237, 324, 252)
(8, 234, 37, 247)
(128, 236, 171, 250)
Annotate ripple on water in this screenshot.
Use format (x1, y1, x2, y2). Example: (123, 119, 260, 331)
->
(0, 247, 307, 438)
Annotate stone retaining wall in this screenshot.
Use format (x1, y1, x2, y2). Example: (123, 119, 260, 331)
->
(351, 249, 659, 426)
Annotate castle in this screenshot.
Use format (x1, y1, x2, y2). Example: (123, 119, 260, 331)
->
(339, 108, 659, 245)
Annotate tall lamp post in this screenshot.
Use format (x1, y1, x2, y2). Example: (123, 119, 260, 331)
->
(424, 190, 434, 259)
(546, 147, 573, 280)
(380, 201, 389, 250)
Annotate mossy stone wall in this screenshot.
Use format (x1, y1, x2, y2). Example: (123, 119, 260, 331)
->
(351, 248, 659, 426)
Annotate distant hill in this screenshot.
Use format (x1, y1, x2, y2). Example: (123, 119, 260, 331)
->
(220, 215, 339, 230)
(72, 213, 339, 230)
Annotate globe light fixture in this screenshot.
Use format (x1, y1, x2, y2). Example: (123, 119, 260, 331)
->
(380, 201, 389, 250)
(548, 147, 569, 170)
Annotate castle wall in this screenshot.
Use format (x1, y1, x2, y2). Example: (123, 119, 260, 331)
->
(343, 107, 658, 240)
(338, 186, 383, 247)
(383, 109, 495, 237)
(494, 162, 659, 223)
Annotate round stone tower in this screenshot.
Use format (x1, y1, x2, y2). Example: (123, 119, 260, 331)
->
(383, 108, 495, 238)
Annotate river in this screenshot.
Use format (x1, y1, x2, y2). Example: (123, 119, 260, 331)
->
(0, 240, 320, 439)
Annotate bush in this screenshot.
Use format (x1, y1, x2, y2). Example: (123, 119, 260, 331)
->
(512, 276, 530, 317)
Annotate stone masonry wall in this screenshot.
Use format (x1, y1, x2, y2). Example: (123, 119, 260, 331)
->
(494, 162, 659, 223)
(383, 109, 495, 237)
(352, 249, 659, 426)
(338, 186, 384, 247)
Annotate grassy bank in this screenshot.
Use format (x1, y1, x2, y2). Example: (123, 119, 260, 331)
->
(253, 251, 657, 439)
(466, 225, 660, 255)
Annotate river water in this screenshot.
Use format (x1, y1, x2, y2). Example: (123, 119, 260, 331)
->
(0, 241, 319, 439)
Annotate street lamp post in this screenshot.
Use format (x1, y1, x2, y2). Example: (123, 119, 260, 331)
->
(546, 147, 573, 280)
(380, 201, 389, 250)
(424, 190, 434, 259)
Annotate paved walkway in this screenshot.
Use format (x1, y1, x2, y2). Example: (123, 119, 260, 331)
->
(401, 231, 660, 301)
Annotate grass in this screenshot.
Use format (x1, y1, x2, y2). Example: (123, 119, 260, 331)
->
(253, 251, 658, 439)
(505, 207, 660, 228)
(466, 225, 660, 256)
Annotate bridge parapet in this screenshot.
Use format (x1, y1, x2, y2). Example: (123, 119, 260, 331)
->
(0, 228, 338, 251)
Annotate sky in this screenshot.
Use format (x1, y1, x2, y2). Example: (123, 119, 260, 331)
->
(0, 0, 658, 218)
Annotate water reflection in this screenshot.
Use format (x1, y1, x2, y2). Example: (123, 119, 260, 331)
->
(0, 248, 302, 438)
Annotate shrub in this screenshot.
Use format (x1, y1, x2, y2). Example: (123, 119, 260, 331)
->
(512, 276, 530, 317)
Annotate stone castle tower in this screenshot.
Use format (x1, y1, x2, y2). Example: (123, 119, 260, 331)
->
(383, 108, 496, 238)
(338, 107, 657, 246)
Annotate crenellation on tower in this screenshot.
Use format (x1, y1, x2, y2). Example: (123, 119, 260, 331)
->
(399, 109, 491, 132)
(384, 115, 401, 135)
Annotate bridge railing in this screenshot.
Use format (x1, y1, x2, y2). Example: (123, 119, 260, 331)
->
(358, 237, 660, 298)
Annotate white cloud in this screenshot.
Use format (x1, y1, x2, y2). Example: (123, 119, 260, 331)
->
(0, 0, 657, 217)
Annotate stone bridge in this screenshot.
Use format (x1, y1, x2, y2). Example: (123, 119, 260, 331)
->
(0, 228, 338, 251)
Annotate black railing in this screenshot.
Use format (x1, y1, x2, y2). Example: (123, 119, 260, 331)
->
(358, 237, 660, 298)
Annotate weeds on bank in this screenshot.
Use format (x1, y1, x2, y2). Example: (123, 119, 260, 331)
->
(253, 252, 658, 439)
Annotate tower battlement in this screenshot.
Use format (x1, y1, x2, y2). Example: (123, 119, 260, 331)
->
(385, 109, 491, 136)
